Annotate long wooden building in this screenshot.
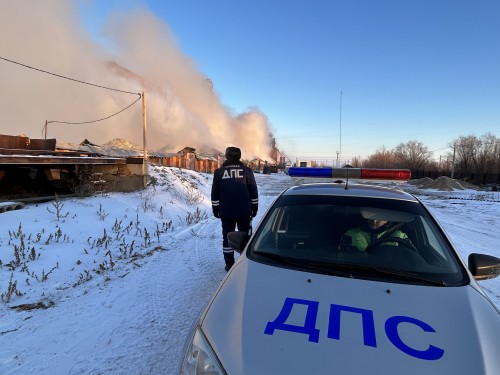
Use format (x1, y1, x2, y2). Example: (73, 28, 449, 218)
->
(0, 134, 146, 200)
(1, 134, 281, 200)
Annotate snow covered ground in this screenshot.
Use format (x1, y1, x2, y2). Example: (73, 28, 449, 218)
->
(0, 167, 499, 374)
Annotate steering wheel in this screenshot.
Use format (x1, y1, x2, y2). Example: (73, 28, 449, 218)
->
(365, 237, 418, 253)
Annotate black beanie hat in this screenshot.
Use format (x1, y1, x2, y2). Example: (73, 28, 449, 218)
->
(225, 147, 241, 161)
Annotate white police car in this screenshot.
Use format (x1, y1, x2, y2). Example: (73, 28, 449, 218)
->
(180, 168, 500, 375)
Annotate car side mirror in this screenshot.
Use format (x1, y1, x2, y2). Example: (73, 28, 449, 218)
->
(227, 231, 249, 254)
(468, 253, 500, 280)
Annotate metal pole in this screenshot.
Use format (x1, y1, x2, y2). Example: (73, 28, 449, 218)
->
(142, 92, 148, 186)
(451, 143, 456, 179)
(339, 91, 342, 166)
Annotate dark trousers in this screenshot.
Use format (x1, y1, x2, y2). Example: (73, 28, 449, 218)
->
(221, 217, 251, 267)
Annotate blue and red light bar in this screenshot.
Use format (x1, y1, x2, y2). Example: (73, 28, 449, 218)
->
(287, 167, 411, 181)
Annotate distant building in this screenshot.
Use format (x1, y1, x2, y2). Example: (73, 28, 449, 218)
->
(296, 160, 314, 168)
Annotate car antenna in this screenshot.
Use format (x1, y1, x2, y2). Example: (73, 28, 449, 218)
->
(344, 167, 349, 190)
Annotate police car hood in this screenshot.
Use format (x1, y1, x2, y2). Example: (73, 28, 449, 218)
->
(201, 258, 500, 375)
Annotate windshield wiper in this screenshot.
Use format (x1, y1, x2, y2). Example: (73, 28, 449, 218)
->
(253, 252, 353, 277)
(306, 262, 447, 286)
(300, 260, 358, 278)
(253, 253, 448, 286)
(253, 251, 303, 266)
(362, 266, 448, 286)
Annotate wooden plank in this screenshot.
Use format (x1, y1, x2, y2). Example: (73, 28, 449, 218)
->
(125, 157, 144, 164)
(0, 155, 126, 165)
(0, 147, 95, 156)
(0, 134, 30, 149)
(28, 138, 57, 151)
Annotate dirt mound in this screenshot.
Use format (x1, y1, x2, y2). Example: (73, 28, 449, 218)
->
(407, 177, 433, 186)
(409, 176, 479, 191)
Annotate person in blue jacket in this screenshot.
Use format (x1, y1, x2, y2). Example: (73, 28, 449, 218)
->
(211, 147, 258, 271)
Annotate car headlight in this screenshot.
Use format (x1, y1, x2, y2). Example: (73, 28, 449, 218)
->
(180, 326, 227, 375)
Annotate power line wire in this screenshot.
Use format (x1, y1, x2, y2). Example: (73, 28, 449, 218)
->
(431, 146, 450, 153)
(48, 96, 142, 126)
(0, 55, 141, 96)
(42, 95, 143, 138)
(0, 55, 144, 138)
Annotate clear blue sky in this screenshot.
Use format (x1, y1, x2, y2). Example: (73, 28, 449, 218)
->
(80, 0, 500, 164)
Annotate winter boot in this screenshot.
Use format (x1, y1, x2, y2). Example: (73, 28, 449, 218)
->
(223, 251, 235, 271)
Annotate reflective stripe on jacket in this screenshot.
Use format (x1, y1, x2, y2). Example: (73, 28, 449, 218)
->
(211, 161, 258, 219)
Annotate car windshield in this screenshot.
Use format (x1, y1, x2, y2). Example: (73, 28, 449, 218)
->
(248, 194, 468, 286)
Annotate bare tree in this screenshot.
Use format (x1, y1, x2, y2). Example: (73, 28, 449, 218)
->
(439, 153, 454, 172)
(393, 140, 432, 170)
(494, 141, 500, 174)
(350, 156, 363, 167)
(450, 135, 480, 173)
(426, 159, 440, 171)
(360, 132, 498, 174)
(473, 133, 500, 173)
(363, 146, 397, 168)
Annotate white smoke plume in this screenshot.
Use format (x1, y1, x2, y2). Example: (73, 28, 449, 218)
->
(0, 1, 273, 160)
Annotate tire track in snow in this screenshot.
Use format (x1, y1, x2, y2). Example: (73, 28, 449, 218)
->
(129, 218, 225, 374)
(65, 219, 226, 374)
